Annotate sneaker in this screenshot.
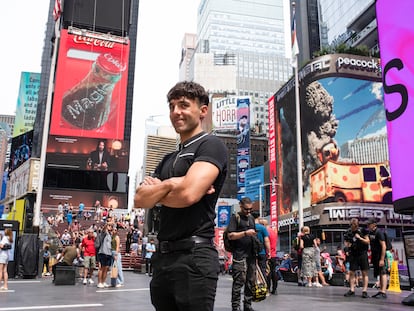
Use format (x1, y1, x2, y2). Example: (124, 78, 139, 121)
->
(88, 279, 95, 285)
(97, 283, 104, 288)
(314, 283, 323, 288)
(372, 292, 387, 299)
(362, 291, 369, 298)
(305, 283, 312, 287)
(83, 279, 87, 285)
(116, 283, 124, 288)
(103, 283, 110, 288)
(344, 290, 355, 297)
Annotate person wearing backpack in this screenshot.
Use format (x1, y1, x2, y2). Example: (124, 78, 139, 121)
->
(367, 218, 388, 299)
(227, 197, 257, 311)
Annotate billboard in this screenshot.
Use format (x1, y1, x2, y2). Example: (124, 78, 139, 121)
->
(237, 98, 251, 199)
(13, 72, 40, 137)
(9, 130, 33, 173)
(42, 189, 127, 211)
(244, 166, 264, 202)
(46, 135, 129, 173)
(268, 95, 278, 228)
(377, 0, 414, 214)
(212, 96, 250, 131)
(272, 54, 390, 216)
(50, 29, 129, 139)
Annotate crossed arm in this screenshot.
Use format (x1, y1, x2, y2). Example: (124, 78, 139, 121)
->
(134, 161, 219, 209)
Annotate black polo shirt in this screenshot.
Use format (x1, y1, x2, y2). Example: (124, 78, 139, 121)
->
(154, 132, 228, 242)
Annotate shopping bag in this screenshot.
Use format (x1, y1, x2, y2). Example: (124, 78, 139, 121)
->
(110, 261, 118, 287)
(111, 262, 118, 278)
(252, 261, 268, 302)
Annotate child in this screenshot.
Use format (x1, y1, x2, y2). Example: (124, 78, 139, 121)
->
(42, 246, 51, 276)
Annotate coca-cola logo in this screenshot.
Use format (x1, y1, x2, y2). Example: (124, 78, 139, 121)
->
(73, 35, 115, 49)
(103, 53, 126, 71)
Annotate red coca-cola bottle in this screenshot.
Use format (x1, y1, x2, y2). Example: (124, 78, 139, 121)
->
(61, 53, 126, 130)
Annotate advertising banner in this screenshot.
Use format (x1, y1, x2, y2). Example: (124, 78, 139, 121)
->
(46, 135, 129, 173)
(212, 97, 238, 131)
(267, 95, 278, 228)
(217, 205, 231, 228)
(237, 155, 249, 199)
(13, 72, 40, 137)
(50, 29, 129, 139)
(9, 130, 33, 173)
(273, 54, 390, 215)
(237, 98, 250, 199)
(42, 189, 127, 211)
(244, 166, 264, 202)
(376, 0, 414, 214)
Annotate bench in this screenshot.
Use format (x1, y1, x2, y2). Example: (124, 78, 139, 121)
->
(55, 265, 76, 285)
(280, 270, 298, 283)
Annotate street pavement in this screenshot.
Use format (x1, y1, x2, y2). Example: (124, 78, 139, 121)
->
(0, 272, 413, 310)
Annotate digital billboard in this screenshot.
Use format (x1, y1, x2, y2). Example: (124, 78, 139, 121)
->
(46, 135, 129, 173)
(50, 29, 129, 139)
(42, 189, 128, 211)
(9, 130, 33, 173)
(273, 54, 390, 216)
(13, 72, 40, 137)
(377, 0, 414, 214)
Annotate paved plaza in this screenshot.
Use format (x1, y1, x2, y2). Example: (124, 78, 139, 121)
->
(0, 272, 413, 311)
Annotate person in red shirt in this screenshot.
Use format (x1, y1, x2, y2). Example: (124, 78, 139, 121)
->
(81, 228, 97, 285)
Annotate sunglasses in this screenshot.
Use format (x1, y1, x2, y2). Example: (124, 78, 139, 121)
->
(242, 207, 253, 212)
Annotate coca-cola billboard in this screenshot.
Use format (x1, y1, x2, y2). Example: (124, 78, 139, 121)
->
(50, 29, 130, 139)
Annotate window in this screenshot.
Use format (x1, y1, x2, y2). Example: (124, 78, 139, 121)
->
(362, 167, 376, 182)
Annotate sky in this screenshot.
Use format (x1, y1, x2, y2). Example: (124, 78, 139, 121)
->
(0, 0, 199, 209)
(0, 0, 198, 179)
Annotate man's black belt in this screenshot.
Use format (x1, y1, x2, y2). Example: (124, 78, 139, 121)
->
(159, 236, 213, 254)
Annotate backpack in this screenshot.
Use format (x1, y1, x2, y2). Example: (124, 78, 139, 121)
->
(94, 232, 104, 251)
(384, 231, 393, 251)
(223, 213, 259, 254)
(223, 214, 240, 253)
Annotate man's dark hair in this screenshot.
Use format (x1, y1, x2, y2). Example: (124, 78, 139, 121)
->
(239, 197, 252, 205)
(251, 211, 260, 219)
(96, 140, 106, 151)
(167, 81, 209, 106)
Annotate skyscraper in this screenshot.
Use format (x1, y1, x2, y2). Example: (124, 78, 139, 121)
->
(185, 0, 292, 134)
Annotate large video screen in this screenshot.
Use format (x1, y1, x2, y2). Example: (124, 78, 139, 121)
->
(274, 54, 390, 215)
(42, 189, 128, 211)
(46, 135, 129, 173)
(50, 29, 129, 139)
(377, 0, 414, 213)
(9, 130, 33, 173)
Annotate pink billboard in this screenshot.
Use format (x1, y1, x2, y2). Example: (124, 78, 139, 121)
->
(377, 0, 414, 213)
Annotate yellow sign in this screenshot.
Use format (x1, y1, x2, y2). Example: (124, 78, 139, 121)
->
(388, 260, 401, 293)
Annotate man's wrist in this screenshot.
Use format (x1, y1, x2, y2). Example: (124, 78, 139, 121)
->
(244, 231, 247, 237)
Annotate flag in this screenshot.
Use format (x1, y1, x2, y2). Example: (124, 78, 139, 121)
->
(291, 5, 299, 67)
(53, 0, 62, 21)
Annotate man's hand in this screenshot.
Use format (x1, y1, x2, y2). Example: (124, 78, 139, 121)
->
(206, 185, 215, 195)
(140, 176, 162, 186)
(244, 229, 256, 236)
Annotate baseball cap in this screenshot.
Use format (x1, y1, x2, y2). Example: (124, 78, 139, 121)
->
(367, 217, 377, 225)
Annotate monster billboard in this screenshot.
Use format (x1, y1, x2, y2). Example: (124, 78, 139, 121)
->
(272, 54, 390, 216)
